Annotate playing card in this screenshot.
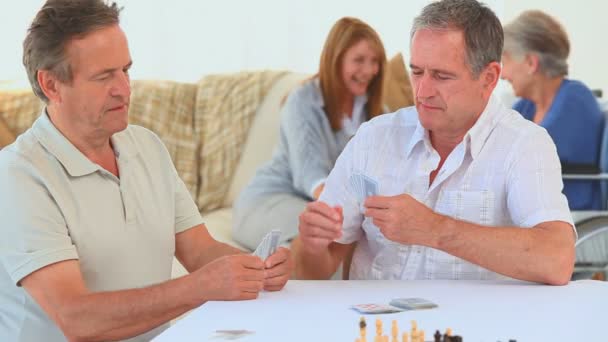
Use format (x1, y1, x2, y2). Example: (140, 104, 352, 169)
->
(212, 329, 254, 340)
(361, 174, 379, 197)
(351, 303, 403, 314)
(389, 298, 438, 310)
(349, 173, 379, 204)
(252, 229, 282, 261)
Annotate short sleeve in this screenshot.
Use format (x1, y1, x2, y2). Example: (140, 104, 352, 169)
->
(173, 165, 204, 234)
(506, 129, 575, 230)
(0, 155, 78, 285)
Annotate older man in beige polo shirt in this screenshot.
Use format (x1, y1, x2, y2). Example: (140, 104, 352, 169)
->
(0, 1, 291, 342)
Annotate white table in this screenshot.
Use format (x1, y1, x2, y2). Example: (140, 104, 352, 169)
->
(154, 280, 607, 341)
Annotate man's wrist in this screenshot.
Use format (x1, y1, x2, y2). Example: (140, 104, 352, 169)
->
(431, 212, 454, 249)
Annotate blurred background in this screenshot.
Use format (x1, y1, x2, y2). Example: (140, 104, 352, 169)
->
(1, 0, 606, 96)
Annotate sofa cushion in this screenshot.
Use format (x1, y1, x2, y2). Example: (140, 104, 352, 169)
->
(223, 72, 309, 207)
(0, 90, 44, 136)
(0, 114, 16, 148)
(129, 80, 199, 198)
(382, 52, 415, 112)
(194, 71, 288, 213)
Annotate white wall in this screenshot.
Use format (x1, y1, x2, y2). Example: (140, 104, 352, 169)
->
(1, 1, 604, 95)
(0, 0, 500, 85)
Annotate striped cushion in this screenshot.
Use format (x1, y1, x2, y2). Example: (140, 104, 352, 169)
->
(194, 71, 287, 212)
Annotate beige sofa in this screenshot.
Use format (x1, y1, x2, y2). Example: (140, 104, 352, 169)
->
(0, 55, 414, 278)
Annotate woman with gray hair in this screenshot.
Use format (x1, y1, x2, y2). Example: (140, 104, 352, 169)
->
(502, 10, 604, 210)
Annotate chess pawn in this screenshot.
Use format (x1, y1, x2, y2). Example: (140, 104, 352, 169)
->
(402, 332, 409, 342)
(376, 319, 383, 337)
(391, 320, 399, 342)
(419, 330, 424, 342)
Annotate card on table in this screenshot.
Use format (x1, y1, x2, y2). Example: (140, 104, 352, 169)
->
(212, 329, 254, 340)
(389, 297, 438, 310)
(351, 303, 403, 314)
(252, 229, 282, 261)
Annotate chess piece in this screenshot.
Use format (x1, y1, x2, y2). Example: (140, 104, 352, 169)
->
(402, 332, 409, 342)
(376, 319, 383, 337)
(391, 320, 398, 342)
(360, 317, 367, 342)
(434, 330, 442, 342)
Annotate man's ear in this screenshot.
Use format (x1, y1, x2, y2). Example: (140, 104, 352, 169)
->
(37, 70, 62, 103)
(482, 61, 501, 91)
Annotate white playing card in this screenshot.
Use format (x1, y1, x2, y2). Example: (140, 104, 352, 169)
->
(361, 174, 379, 197)
(351, 303, 403, 314)
(252, 229, 282, 261)
(350, 173, 379, 204)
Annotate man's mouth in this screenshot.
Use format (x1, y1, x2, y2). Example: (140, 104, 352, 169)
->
(418, 102, 443, 111)
(108, 104, 128, 112)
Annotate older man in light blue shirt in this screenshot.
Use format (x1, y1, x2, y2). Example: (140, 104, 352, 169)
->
(293, 0, 575, 285)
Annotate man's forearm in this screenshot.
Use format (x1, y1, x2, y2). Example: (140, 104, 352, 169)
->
(57, 274, 200, 341)
(433, 215, 575, 285)
(186, 241, 244, 272)
(292, 238, 339, 279)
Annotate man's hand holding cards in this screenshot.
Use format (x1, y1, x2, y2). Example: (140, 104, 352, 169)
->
(252, 229, 291, 291)
(252, 229, 282, 261)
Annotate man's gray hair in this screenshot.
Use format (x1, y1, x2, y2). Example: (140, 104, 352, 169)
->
(411, 0, 503, 77)
(503, 10, 570, 78)
(23, 0, 121, 102)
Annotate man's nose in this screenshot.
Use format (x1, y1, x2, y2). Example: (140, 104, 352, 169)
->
(415, 74, 436, 99)
(110, 71, 131, 99)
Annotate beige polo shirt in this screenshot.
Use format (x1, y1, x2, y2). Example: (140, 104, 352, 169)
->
(0, 111, 203, 342)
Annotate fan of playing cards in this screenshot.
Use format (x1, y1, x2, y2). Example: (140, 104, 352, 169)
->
(252, 229, 282, 261)
(350, 173, 379, 204)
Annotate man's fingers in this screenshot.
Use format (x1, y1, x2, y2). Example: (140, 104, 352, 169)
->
(237, 255, 266, 270)
(364, 207, 391, 220)
(301, 211, 341, 234)
(237, 267, 265, 282)
(307, 201, 341, 221)
(364, 195, 393, 209)
(239, 280, 264, 293)
(264, 247, 289, 269)
(264, 258, 290, 279)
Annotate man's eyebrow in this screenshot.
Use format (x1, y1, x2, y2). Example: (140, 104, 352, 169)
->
(92, 61, 133, 77)
(409, 64, 457, 76)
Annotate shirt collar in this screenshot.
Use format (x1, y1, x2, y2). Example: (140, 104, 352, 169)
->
(404, 94, 505, 160)
(32, 108, 136, 177)
(464, 94, 504, 160)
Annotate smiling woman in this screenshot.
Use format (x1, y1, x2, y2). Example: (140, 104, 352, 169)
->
(232, 17, 387, 251)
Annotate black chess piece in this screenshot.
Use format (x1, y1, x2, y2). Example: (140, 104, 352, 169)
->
(434, 330, 442, 342)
